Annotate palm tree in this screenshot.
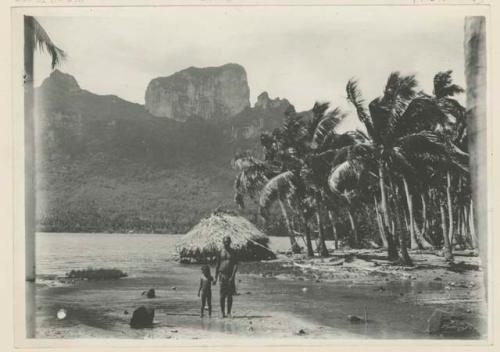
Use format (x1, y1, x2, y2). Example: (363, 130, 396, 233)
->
(254, 102, 349, 257)
(24, 15, 65, 339)
(464, 17, 486, 290)
(25, 16, 65, 280)
(258, 171, 303, 254)
(343, 73, 455, 265)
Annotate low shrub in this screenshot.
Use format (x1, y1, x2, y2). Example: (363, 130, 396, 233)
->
(66, 268, 128, 280)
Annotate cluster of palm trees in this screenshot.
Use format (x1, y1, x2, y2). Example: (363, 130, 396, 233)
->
(233, 71, 474, 266)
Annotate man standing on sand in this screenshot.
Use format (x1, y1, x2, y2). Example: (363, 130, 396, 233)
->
(214, 236, 238, 318)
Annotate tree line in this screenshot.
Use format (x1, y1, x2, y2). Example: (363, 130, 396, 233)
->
(233, 71, 474, 266)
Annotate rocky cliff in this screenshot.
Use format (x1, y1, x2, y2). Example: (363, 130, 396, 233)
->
(144, 63, 250, 122)
(231, 91, 294, 140)
(254, 91, 291, 110)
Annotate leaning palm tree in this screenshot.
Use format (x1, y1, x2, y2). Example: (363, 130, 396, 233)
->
(258, 171, 303, 254)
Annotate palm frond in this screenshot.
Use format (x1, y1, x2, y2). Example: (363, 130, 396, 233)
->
(282, 113, 309, 146)
(258, 171, 297, 218)
(312, 102, 330, 120)
(346, 79, 374, 131)
(398, 131, 448, 156)
(232, 154, 269, 209)
(26, 16, 66, 69)
(433, 70, 464, 99)
(327, 160, 362, 194)
(383, 72, 418, 103)
(311, 107, 346, 149)
(392, 97, 448, 138)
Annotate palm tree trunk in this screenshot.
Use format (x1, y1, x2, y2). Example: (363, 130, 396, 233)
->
(24, 16, 36, 338)
(315, 204, 329, 257)
(373, 195, 388, 248)
(446, 172, 454, 249)
(327, 210, 338, 250)
(346, 209, 358, 248)
(465, 15, 487, 296)
(301, 212, 314, 257)
(439, 200, 454, 262)
(416, 194, 433, 248)
(278, 199, 301, 253)
(402, 177, 419, 249)
(391, 183, 413, 266)
(378, 165, 398, 260)
(461, 206, 468, 249)
(469, 200, 478, 250)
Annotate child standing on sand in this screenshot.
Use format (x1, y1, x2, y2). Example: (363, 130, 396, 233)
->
(197, 265, 213, 317)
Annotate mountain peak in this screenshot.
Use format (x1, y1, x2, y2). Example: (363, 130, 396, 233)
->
(254, 91, 291, 110)
(145, 63, 250, 121)
(40, 69, 80, 93)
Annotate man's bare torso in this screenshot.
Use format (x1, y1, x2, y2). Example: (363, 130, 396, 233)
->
(218, 248, 236, 277)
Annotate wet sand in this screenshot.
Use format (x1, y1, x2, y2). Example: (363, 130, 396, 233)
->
(35, 245, 487, 340)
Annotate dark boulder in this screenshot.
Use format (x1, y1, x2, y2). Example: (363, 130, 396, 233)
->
(347, 315, 365, 323)
(141, 288, 156, 298)
(130, 306, 155, 329)
(427, 309, 480, 337)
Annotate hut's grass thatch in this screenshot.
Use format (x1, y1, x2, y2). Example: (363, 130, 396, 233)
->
(176, 211, 276, 263)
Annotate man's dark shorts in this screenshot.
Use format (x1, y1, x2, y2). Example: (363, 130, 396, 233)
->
(219, 274, 236, 297)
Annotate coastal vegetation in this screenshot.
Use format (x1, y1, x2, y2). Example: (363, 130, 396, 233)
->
(234, 71, 473, 265)
(66, 268, 128, 280)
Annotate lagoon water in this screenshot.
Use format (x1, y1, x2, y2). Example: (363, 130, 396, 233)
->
(35, 233, 466, 339)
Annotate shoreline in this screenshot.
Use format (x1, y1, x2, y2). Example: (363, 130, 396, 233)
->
(35, 247, 486, 340)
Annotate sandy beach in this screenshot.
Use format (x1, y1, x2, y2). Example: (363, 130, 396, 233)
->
(35, 233, 486, 340)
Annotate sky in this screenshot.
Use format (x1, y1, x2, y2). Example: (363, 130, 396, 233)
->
(33, 6, 471, 132)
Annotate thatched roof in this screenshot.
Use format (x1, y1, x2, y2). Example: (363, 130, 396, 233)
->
(176, 212, 275, 263)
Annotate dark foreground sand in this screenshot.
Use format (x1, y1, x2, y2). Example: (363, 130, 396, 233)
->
(35, 249, 487, 340)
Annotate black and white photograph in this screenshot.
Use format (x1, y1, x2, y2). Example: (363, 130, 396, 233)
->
(10, 2, 495, 344)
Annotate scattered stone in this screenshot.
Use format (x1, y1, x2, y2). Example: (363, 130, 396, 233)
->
(171, 329, 178, 333)
(427, 309, 480, 337)
(399, 292, 404, 296)
(246, 291, 252, 295)
(434, 277, 442, 281)
(297, 329, 306, 335)
(130, 306, 155, 329)
(171, 286, 177, 291)
(247, 326, 254, 332)
(347, 315, 365, 323)
(142, 288, 155, 298)
(124, 310, 129, 315)
(302, 287, 308, 293)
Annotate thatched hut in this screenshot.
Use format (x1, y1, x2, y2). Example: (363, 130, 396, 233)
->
(176, 212, 276, 263)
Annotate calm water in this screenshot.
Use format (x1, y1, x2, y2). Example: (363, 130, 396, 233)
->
(37, 233, 186, 278)
(36, 233, 291, 278)
(35, 233, 480, 339)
